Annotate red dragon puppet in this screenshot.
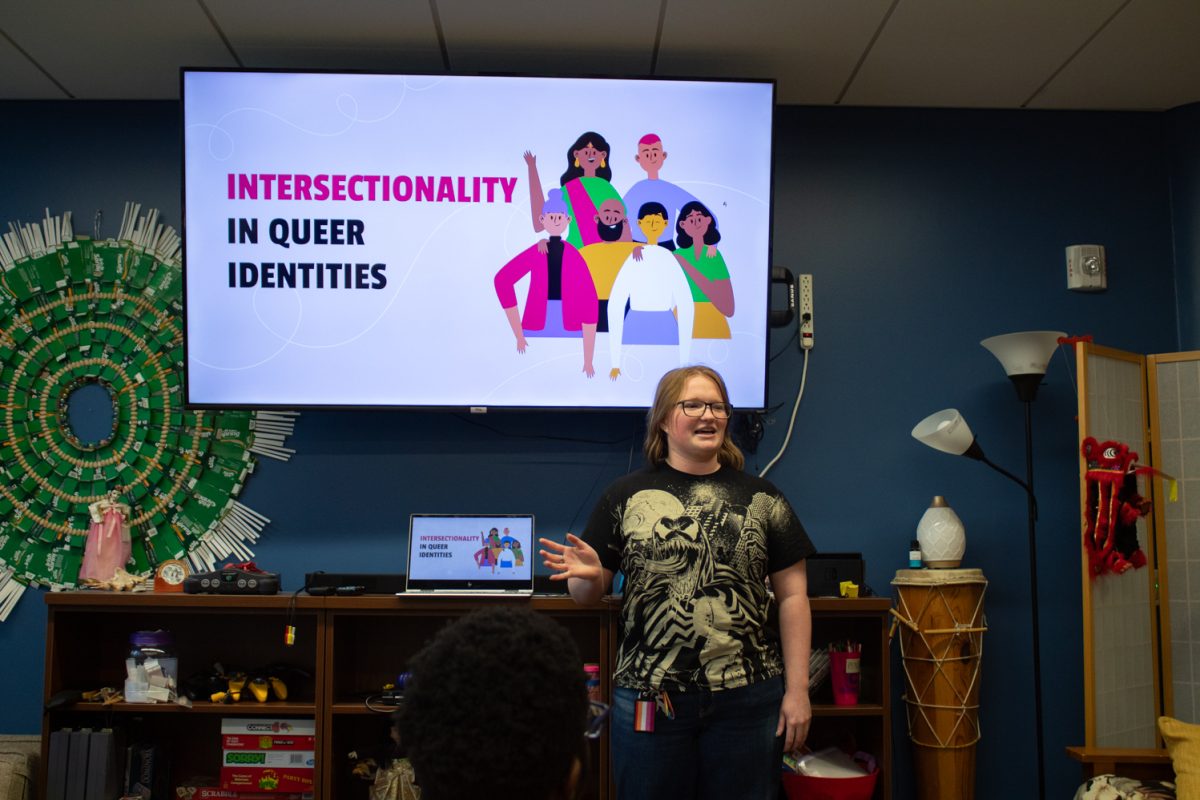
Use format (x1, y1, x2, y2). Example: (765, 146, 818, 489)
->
(1081, 437, 1156, 578)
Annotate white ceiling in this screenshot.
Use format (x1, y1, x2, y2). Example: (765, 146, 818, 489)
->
(0, 0, 1198, 110)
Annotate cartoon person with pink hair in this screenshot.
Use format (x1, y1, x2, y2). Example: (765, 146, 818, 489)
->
(622, 133, 718, 257)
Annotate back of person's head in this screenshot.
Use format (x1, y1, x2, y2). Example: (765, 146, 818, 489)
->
(396, 607, 588, 800)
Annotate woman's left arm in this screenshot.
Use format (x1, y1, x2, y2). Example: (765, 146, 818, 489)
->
(673, 252, 735, 316)
(771, 560, 812, 753)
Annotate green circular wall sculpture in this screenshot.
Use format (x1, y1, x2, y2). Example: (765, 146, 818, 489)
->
(0, 205, 296, 620)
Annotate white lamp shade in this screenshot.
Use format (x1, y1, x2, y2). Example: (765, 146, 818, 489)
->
(911, 409, 975, 456)
(980, 331, 1066, 376)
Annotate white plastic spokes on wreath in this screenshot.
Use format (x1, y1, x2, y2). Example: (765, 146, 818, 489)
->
(0, 204, 297, 621)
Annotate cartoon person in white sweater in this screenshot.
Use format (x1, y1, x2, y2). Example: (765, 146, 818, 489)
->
(607, 201, 694, 380)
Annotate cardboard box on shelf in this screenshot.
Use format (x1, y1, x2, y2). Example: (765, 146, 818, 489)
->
(219, 719, 315, 737)
(218, 718, 315, 795)
(220, 735, 315, 752)
(219, 766, 315, 794)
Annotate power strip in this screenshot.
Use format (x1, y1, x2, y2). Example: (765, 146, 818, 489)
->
(799, 274, 814, 349)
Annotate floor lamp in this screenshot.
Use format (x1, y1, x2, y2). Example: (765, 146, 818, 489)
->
(911, 330, 1064, 800)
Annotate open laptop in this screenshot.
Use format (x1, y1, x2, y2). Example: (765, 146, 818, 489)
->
(403, 514, 536, 596)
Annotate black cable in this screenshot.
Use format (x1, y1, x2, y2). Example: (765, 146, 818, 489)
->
(285, 584, 302, 647)
(769, 328, 798, 361)
(285, 571, 324, 647)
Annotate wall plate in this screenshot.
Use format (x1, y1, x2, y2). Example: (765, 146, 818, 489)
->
(1066, 244, 1106, 292)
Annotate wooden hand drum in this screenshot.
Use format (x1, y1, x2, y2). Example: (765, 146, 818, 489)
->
(892, 568, 987, 800)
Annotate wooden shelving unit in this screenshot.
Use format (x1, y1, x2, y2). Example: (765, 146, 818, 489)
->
(41, 592, 614, 799)
(42, 592, 888, 799)
(319, 595, 614, 800)
(809, 597, 893, 800)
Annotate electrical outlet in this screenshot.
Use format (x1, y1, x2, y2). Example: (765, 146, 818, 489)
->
(798, 274, 814, 349)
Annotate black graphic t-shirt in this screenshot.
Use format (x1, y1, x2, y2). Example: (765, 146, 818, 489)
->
(581, 463, 816, 693)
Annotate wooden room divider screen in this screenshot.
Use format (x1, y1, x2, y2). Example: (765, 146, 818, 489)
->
(1076, 342, 1200, 750)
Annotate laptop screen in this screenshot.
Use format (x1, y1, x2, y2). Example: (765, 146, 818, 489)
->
(406, 514, 535, 593)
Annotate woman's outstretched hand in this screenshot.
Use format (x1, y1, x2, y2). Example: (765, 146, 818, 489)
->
(538, 533, 602, 582)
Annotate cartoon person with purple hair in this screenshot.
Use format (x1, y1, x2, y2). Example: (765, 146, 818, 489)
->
(494, 188, 599, 377)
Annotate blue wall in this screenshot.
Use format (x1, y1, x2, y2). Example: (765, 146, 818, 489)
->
(1, 100, 1194, 800)
(1168, 102, 1200, 349)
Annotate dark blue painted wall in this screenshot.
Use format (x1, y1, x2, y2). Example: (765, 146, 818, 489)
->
(0, 100, 1192, 800)
(1168, 102, 1200, 349)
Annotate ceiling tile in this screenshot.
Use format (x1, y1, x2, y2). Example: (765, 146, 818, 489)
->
(655, 0, 894, 105)
(435, 0, 657, 76)
(842, 0, 1127, 108)
(0, 0, 1195, 109)
(0, 34, 68, 98)
(1, 0, 235, 99)
(1027, 0, 1200, 110)
(206, 0, 445, 73)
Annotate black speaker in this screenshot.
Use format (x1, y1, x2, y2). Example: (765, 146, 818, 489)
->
(805, 553, 864, 598)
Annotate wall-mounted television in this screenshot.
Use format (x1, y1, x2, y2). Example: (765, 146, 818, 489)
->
(182, 69, 775, 410)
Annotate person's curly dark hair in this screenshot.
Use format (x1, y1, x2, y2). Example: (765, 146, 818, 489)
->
(396, 607, 588, 800)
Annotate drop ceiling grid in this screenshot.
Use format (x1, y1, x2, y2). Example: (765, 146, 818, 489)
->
(654, 0, 896, 105)
(1027, 0, 1200, 111)
(840, 0, 1129, 109)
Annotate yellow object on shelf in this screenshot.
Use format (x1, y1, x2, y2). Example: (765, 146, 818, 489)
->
(839, 581, 860, 598)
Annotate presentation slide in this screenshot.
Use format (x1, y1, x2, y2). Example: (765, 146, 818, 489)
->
(183, 71, 775, 409)
(408, 515, 533, 582)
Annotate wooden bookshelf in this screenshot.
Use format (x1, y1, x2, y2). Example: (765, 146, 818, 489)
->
(41, 592, 612, 799)
(808, 597, 893, 800)
(42, 592, 890, 799)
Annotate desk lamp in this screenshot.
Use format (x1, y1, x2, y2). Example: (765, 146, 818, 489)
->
(912, 330, 1064, 800)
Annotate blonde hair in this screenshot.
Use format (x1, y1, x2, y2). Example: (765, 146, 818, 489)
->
(643, 366, 744, 470)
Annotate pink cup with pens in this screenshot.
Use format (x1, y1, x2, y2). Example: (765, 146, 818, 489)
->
(830, 644, 861, 705)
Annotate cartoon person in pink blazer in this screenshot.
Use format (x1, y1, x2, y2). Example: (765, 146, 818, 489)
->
(494, 188, 600, 377)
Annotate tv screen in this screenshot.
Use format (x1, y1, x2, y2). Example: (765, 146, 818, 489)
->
(182, 69, 775, 410)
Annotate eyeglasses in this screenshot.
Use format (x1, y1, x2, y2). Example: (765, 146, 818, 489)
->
(676, 400, 732, 419)
(585, 701, 611, 740)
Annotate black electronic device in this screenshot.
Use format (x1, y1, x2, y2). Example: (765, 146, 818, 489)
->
(183, 566, 280, 595)
(769, 266, 796, 327)
(304, 572, 405, 595)
(183, 70, 776, 412)
(805, 553, 865, 598)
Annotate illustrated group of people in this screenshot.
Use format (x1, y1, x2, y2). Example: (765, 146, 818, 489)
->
(398, 365, 815, 800)
(494, 132, 736, 379)
(472, 526, 525, 572)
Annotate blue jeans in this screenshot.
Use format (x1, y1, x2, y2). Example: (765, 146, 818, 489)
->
(610, 677, 784, 800)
